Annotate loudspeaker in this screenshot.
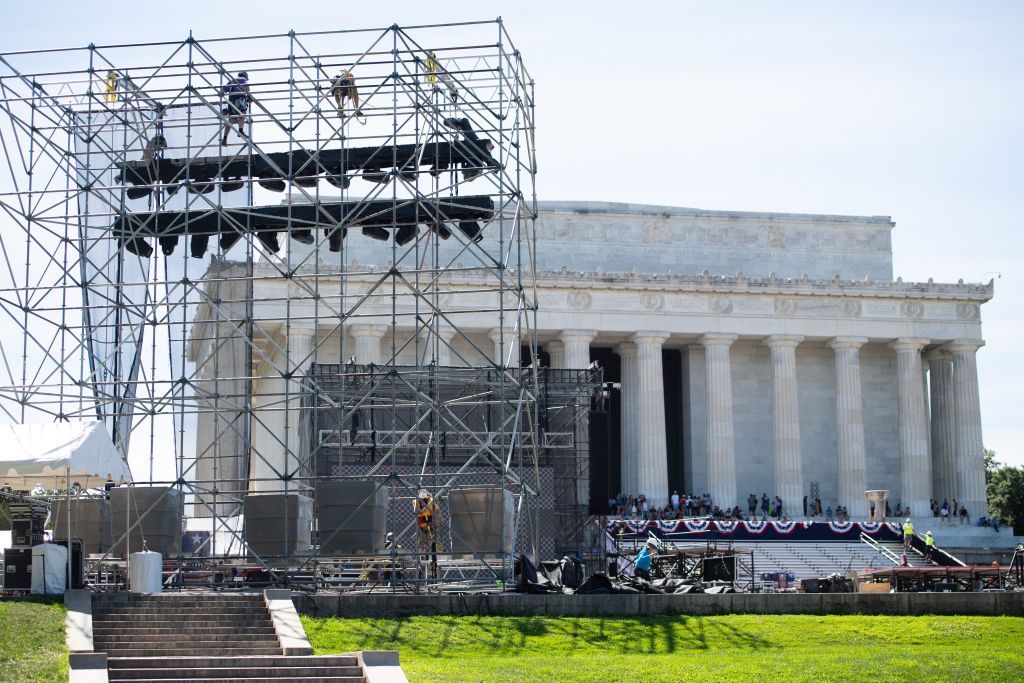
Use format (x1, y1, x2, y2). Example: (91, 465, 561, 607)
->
(588, 410, 611, 514)
(110, 487, 182, 557)
(244, 493, 313, 558)
(316, 481, 387, 554)
(52, 498, 112, 554)
(2, 548, 32, 590)
(702, 556, 735, 582)
(448, 488, 514, 555)
(50, 539, 85, 589)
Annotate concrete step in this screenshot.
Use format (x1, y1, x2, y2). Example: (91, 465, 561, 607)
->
(96, 607, 271, 616)
(96, 636, 280, 646)
(99, 648, 284, 658)
(108, 665, 363, 679)
(94, 627, 278, 637)
(111, 678, 363, 683)
(94, 614, 273, 624)
(107, 656, 360, 669)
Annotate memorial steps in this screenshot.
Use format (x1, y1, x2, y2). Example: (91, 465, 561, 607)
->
(91, 593, 372, 682)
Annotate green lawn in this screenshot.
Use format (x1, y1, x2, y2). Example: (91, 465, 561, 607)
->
(0, 599, 67, 683)
(303, 613, 1024, 682)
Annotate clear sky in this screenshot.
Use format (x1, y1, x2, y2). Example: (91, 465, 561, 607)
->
(2, 1, 1022, 467)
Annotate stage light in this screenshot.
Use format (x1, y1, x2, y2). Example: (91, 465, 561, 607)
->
(221, 179, 244, 192)
(458, 221, 483, 243)
(123, 238, 153, 258)
(327, 227, 346, 252)
(159, 235, 178, 256)
(258, 178, 287, 192)
(293, 176, 319, 188)
(362, 170, 388, 184)
(429, 221, 452, 239)
(362, 226, 389, 241)
(190, 234, 210, 258)
(291, 229, 314, 245)
(395, 224, 418, 245)
(325, 174, 351, 190)
(255, 231, 280, 252)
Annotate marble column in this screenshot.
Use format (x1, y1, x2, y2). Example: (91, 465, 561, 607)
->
(891, 338, 932, 517)
(284, 325, 316, 471)
(561, 330, 597, 370)
(435, 327, 456, 366)
(490, 328, 519, 368)
(350, 324, 385, 365)
(632, 332, 670, 502)
(764, 335, 804, 519)
(700, 333, 738, 511)
(829, 337, 868, 517)
(615, 342, 639, 496)
(546, 340, 565, 369)
(251, 324, 316, 493)
(948, 340, 987, 516)
(927, 349, 957, 503)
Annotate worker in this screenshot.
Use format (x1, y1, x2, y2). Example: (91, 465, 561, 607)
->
(902, 517, 915, 551)
(331, 70, 364, 123)
(104, 71, 119, 103)
(925, 531, 935, 562)
(413, 489, 439, 578)
(221, 71, 251, 145)
(634, 537, 659, 581)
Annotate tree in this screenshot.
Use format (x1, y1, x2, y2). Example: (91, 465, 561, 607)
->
(986, 450, 1024, 535)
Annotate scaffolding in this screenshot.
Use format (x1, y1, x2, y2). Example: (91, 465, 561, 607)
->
(0, 20, 597, 590)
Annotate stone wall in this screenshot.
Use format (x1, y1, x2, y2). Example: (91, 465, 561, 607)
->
(296, 591, 1024, 618)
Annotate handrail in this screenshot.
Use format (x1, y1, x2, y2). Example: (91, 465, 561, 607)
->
(860, 532, 901, 565)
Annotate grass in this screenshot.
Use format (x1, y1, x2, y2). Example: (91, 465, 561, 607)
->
(0, 599, 67, 683)
(303, 613, 1024, 682)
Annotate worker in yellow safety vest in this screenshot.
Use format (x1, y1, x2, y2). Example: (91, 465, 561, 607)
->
(924, 531, 935, 561)
(902, 518, 915, 551)
(413, 489, 440, 578)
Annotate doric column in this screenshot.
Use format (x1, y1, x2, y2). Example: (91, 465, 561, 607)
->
(546, 340, 565, 369)
(764, 335, 804, 519)
(948, 340, 987, 515)
(561, 330, 597, 370)
(890, 338, 932, 517)
(631, 332, 670, 502)
(927, 349, 957, 503)
(350, 324, 385, 365)
(490, 328, 519, 368)
(829, 337, 868, 517)
(435, 327, 456, 366)
(284, 324, 316, 468)
(615, 342, 639, 495)
(700, 333, 738, 510)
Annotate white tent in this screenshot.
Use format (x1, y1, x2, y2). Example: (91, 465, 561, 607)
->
(0, 421, 132, 489)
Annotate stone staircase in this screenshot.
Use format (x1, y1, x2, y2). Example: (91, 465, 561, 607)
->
(91, 593, 366, 682)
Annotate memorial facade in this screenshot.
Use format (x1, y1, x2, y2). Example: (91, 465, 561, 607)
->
(195, 200, 992, 522)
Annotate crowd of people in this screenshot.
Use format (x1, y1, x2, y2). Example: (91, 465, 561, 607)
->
(607, 490, 999, 530)
(929, 498, 971, 525)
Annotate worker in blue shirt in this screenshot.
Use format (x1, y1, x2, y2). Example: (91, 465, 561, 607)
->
(634, 537, 659, 581)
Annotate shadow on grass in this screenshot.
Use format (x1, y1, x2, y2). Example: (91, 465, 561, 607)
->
(306, 614, 779, 660)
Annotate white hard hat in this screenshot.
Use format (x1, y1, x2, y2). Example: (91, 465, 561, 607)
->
(927, 531, 932, 535)
(646, 536, 660, 549)
(418, 489, 430, 499)
(906, 518, 911, 523)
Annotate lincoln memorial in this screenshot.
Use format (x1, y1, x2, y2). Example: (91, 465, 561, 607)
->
(192, 200, 991, 522)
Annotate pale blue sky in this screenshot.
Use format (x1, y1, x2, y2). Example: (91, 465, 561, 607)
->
(3, 1, 1022, 466)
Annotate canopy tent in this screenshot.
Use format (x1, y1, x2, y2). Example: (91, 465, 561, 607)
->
(0, 421, 132, 490)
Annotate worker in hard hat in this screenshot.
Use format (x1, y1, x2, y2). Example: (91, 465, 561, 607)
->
(414, 489, 440, 579)
(924, 531, 935, 562)
(634, 537, 659, 581)
(902, 517, 915, 551)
